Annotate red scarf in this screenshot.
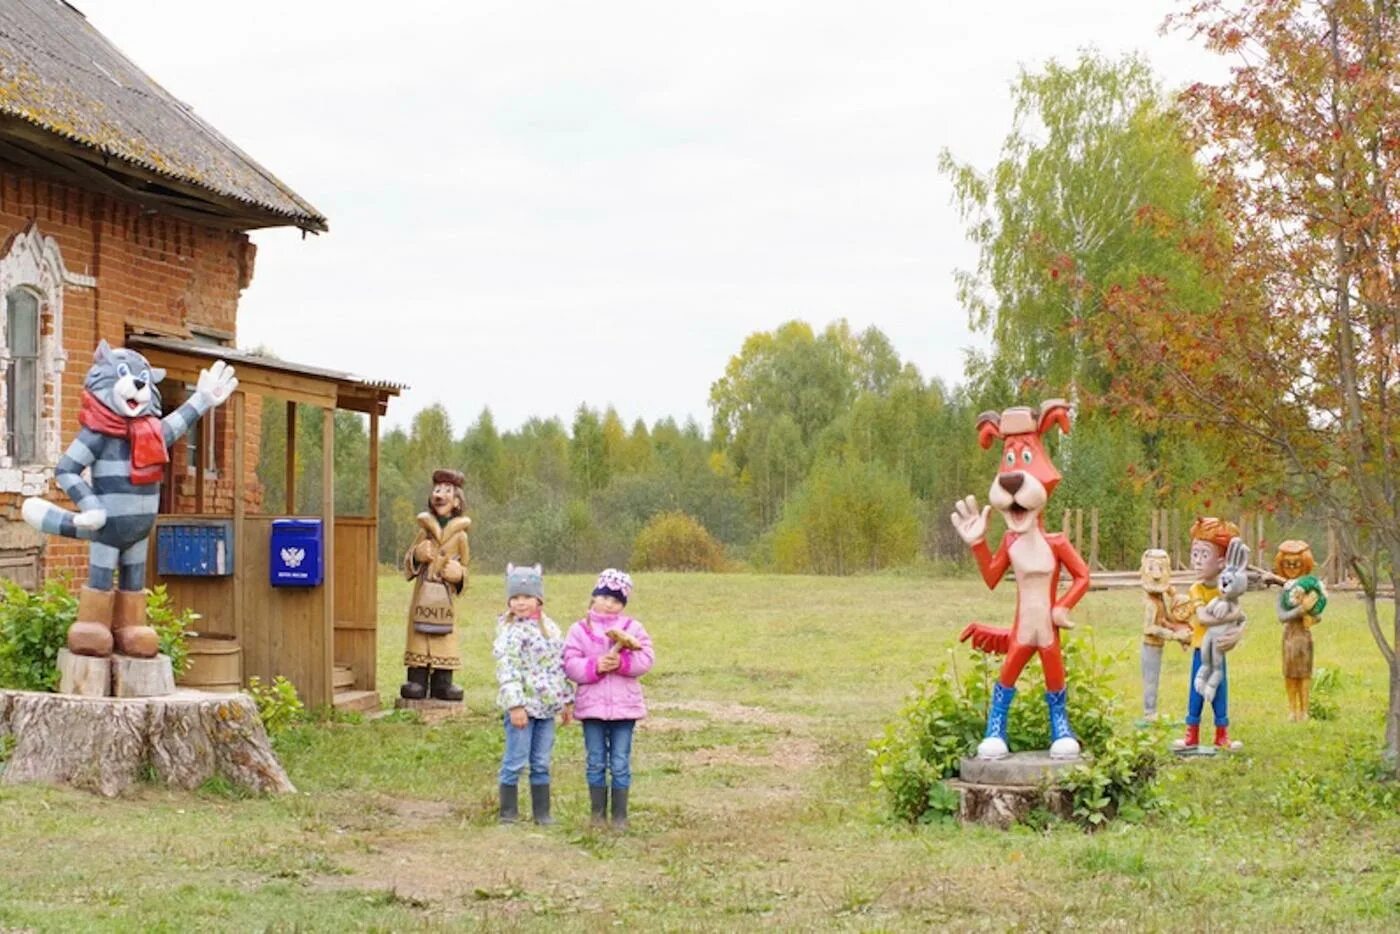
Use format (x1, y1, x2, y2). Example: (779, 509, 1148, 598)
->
(78, 390, 168, 484)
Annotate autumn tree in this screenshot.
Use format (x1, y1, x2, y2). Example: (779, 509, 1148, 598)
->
(1100, 0, 1400, 764)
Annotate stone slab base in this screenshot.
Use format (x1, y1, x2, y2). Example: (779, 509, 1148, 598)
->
(394, 697, 469, 723)
(958, 750, 1082, 786)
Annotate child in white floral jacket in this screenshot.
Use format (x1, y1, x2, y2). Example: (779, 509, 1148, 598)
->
(494, 563, 573, 825)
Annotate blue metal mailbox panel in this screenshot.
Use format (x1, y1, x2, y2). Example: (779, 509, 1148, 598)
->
(270, 518, 323, 587)
(156, 521, 233, 576)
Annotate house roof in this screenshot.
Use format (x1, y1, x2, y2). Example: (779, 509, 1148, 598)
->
(0, 0, 327, 232)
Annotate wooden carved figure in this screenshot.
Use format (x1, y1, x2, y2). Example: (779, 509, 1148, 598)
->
(1173, 517, 1245, 753)
(1274, 540, 1327, 721)
(400, 468, 471, 702)
(1139, 548, 1192, 722)
(22, 341, 237, 664)
(950, 399, 1090, 760)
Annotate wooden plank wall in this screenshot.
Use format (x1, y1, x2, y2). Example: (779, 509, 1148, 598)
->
(150, 515, 334, 708)
(333, 517, 377, 691)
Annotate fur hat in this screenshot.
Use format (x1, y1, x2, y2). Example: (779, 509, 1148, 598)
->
(432, 468, 465, 488)
(591, 567, 634, 605)
(506, 563, 544, 602)
(1189, 517, 1240, 553)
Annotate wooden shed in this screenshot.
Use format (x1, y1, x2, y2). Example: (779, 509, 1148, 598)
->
(130, 335, 402, 712)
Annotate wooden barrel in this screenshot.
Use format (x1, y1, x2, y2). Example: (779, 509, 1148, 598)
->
(177, 632, 242, 693)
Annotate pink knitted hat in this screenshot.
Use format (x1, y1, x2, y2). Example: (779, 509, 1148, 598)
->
(591, 568, 634, 604)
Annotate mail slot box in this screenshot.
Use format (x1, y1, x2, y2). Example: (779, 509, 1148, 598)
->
(269, 518, 323, 587)
(157, 520, 234, 576)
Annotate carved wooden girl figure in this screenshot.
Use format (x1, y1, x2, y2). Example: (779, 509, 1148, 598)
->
(1274, 540, 1327, 722)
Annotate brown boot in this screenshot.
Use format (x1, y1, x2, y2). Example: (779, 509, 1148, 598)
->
(112, 590, 158, 658)
(67, 586, 115, 657)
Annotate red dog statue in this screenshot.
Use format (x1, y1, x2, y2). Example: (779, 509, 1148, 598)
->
(950, 399, 1090, 760)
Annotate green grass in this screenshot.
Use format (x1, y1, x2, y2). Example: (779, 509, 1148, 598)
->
(2, 572, 1398, 930)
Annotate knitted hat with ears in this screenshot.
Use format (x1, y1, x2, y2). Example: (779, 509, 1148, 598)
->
(506, 563, 544, 602)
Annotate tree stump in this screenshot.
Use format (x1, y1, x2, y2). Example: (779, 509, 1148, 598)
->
(57, 650, 109, 697)
(952, 751, 1081, 829)
(111, 654, 176, 698)
(0, 688, 295, 797)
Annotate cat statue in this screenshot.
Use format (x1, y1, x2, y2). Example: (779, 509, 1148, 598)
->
(22, 340, 236, 660)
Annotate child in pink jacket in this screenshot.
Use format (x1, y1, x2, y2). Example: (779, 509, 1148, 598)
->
(563, 568, 654, 829)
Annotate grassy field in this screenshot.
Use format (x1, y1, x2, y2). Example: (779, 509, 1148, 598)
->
(1, 571, 1398, 931)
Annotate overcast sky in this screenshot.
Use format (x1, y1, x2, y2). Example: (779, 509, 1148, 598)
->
(73, 0, 1225, 434)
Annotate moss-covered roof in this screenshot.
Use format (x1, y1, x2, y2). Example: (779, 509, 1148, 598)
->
(0, 0, 326, 231)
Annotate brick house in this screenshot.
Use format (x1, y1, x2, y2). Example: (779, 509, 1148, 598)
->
(0, 0, 325, 586)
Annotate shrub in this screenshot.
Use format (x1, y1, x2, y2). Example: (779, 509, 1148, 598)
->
(0, 578, 76, 691)
(246, 675, 306, 737)
(0, 580, 197, 689)
(631, 512, 727, 571)
(870, 633, 1154, 827)
(772, 458, 918, 574)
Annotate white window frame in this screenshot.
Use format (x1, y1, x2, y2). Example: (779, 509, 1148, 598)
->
(0, 224, 95, 494)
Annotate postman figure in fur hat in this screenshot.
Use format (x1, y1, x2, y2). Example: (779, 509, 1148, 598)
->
(950, 399, 1090, 760)
(400, 468, 471, 702)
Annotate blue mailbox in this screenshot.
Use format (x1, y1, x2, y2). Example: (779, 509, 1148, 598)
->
(157, 520, 234, 576)
(269, 518, 324, 587)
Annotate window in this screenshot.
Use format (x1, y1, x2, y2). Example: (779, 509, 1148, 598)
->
(5, 289, 39, 464)
(0, 224, 93, 490)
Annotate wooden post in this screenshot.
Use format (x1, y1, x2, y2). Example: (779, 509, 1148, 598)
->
(1089, 508, 1100, 570)
(285, 401, 297, 515)
(368, 408, 380, 521)
(321, 407, 336, 708)
(1151, 510, 1160, 550)
(232, 392, 245, 667)
(1257, 513, 1266, 556)
(1075, 509, 1084, 557)
(1061, 509, 1071, 538)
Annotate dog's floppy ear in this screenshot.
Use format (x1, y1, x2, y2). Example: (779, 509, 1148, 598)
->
(975, 411, 1002, 450)
(1037, 399, 1071, 438)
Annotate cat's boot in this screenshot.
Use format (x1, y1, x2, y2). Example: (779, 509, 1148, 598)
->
(429, 667, 463, 702)
(399, 666, 428, 700)
(67, 586, 114, 658)
(530, 783, 554, 826)
(976, 683, 1015, 759)
(498, 784, 519, 824)
(589, 785, 608, 827)
(610, 787, 629, 831)
(1214, 725, 1242, 751)
(111, 589, 159, 658)
(1046, 688, 1081, 759)
(1171, 723, 1201, 753)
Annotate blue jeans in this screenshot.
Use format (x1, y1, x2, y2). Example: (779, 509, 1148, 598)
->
(1185, 648, 1229, 727)
(582, 719, 636, 790)
(499, 715, 556, 786)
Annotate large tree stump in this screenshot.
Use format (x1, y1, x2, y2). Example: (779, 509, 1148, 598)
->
(951, 751, 1080, 829)
(0, 688, 294, 797)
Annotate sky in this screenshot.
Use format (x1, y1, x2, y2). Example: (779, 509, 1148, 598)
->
(73, 0, 1227, 434)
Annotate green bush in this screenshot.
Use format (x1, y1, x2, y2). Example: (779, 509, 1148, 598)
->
(0, 578, 76, 691)
(246, 675, 306, 738)
(0, 580, 196, 689)
(631, 511, 727, 571)
(772, 458, 918, 574)
(870, 633, 1152, 827)
(1309, 666, 1340, 721)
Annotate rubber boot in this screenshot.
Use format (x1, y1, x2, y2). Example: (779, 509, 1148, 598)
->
(977, 682, 1015, 759)
(429, 667, 463, 702)
(531, 783, 554, 825)
(589, 785, 608, 827)
(111, 589, 158, 658)
(610, 787, 629, 831)
(1171, 723, 1201, 752)
(67, 586, 114, 658)
(399, 666, 428, 700)
(498, 784, 519, 823)
(1046, 688, 1081, 759)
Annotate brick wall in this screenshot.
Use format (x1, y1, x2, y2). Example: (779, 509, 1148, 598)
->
(0, 158, 266, 586)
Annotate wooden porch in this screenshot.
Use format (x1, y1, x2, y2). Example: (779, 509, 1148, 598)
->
(129, 335, 402, 711)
